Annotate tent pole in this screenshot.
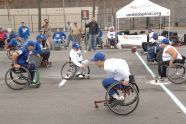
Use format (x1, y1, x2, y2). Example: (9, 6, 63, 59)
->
(168, 16, 170, 38)
(160, 16, 161, 35)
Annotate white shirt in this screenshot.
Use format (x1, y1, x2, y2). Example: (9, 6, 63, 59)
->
(70, 49, 83, 67)
(108, 32, 116, 39)
(162, 45, 182, 61)
(104, 59, 131, 81)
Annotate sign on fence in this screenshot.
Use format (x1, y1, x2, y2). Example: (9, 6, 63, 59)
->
(81, 10, 89, 20)
(117, 35, 147, 46)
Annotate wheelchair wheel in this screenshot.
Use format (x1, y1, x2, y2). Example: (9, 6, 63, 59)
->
(28, 54, 41, 67)
(61, 62, 77, 80)
(105, 83, 139, 115)
(5, 66, 31, 90)
(167, 63, 186, 84)
(7, 48, 16, 59)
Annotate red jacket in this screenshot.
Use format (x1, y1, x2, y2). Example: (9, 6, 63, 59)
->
(0, 32, 7, 40)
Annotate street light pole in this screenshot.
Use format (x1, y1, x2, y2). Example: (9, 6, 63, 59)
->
(63, 0, 66, 31)
(38, 0, 41, 30)
(93, 0, 96, 17)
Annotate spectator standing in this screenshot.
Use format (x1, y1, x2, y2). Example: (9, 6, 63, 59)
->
(66, 21, 73, 47)
(71, 22, 82, 48)
(86, 16, 99, 51)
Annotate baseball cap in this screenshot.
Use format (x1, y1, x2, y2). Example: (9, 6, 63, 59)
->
(152, 32, 158, 40)
(72, 42, 80, 49)
(91, 52, 105, 61)
(36, 35, 44, 40)
(27, 40, 35, 47)
(161, 38, 170, 44)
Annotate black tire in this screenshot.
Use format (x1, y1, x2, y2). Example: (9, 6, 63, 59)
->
(61, 62, 77, 80)
(5, 66, 31, 90)
(167, 63, 186, 84)
(105, 83, 139, 115)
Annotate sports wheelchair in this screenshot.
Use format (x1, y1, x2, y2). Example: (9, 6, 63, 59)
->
(29, 54, 51, 68)
(61, 61, 90, 80)
(53, 36, 67, 50)
(166, 60, 186, 84)
(94, 74, 139, 115)
(5, 55, 41, 90)
(7, 47, 18, 59)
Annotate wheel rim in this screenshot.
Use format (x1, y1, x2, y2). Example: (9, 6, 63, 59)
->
(5, 67, 30, 90)
(105, 83, 139, 115)
(167, 64, 185, 84)
(61, 62, 77, 79)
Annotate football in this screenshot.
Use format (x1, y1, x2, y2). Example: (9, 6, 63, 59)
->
(131, 46, 137, 53)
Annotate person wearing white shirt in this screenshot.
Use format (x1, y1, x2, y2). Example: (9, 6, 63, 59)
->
(91, 52, 131, 100)
(158, 38, 185, 79)
(70, 43, 89, 77)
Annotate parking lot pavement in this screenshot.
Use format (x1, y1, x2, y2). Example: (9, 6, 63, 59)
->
(0, 47, 186, 124)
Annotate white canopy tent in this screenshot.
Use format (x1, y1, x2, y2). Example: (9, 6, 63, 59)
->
(116, 0, 171, 34)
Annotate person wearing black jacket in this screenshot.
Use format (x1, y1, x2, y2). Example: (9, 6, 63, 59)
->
(86, 17, 99, 51)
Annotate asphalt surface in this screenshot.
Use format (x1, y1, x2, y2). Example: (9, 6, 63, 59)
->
(0, 46, 186, 124)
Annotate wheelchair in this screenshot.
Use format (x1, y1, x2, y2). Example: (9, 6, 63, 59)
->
(7, 47, 18, 59)
(5, 63, 41, 90)
(61, 61, 90, 80)
(29, 53, 51, 68)
(94, 74, 139, 115)
(53, 37, 67, 50)
(105, 37, 118, 49)
(166, 62, 185, 84)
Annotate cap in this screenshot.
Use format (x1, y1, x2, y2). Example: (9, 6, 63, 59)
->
(36, 35, 44, 40)
(152, 32, 158, 40)
(161, 38, 170, 44)
(72, 42, 80, 49)
(26, 40, 35, 47)
(91, 52, 105, 61)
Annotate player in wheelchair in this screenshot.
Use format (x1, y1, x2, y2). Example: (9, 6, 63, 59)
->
(61, 43, 90, 79)
(52, 28, 67, 50)
(5, 34, 22, 59)
(91, 52, 139, 115)
(158, 38, 186, 83)
(107, 27, 117, 48)
(34, 35, 51, 66)
(12, 41, 37, 83)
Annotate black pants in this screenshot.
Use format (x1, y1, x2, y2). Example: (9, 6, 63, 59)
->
(158, 59, 184, 78)
(40, 49, 50, 61)
(42, 40, 47, 48)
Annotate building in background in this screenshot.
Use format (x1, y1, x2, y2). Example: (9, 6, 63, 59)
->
(0, 0, 186, 31)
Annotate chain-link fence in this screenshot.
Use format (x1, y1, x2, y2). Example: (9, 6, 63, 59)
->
(1, 6, 186, 32)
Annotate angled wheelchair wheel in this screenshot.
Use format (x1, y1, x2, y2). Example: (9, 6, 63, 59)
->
(5, 66, 31, 90)
(61, 62, 77, 80)
(28, 54, 41, 67)
(105, 83, 139, 115)
(7, 48, 17, 59)
(167, 63, 186, 84)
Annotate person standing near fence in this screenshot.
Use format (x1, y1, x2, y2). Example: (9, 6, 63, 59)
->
(71, 22, 82, 49)
(66, 21, 73, 47)
(86, 16, 99, 51)
(42, 19, 49, 35)
(18, 22, 30, 46)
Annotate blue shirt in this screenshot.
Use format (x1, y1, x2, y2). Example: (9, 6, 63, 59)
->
(18, 26, 30, 39)
(36, 34, 47, 41)
(34, 41, 42, 54)
(52, 32, 66, 40)
(8, 38, 20, 47)
(17, 47, 31, 65)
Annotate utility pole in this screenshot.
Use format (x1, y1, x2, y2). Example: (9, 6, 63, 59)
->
(38, 0, 41, 30)
(93, 0, 96, 17)
(63, 0, 66, 30)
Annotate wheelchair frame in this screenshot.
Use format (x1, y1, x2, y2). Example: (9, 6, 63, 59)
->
(61, 61, 90, 80)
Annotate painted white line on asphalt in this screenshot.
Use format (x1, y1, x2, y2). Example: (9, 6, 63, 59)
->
(146, 80, 171, 85)
(135, 51, 186, 115)
(58, 79, 67, 87)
